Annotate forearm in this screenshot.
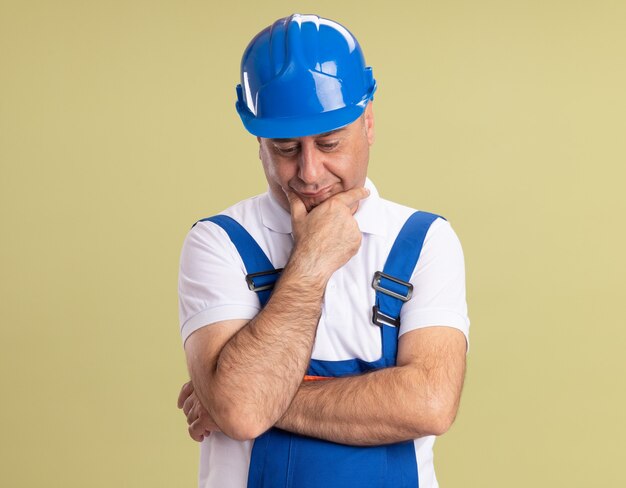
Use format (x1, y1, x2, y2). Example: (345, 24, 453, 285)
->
(190, 252, 329, 440)
(275, 364, 460, 446)
(186, 187, 369, 440)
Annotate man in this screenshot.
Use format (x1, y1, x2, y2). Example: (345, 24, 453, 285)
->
(177, 13, 469, 488)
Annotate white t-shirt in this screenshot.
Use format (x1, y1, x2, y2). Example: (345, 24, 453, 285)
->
(178, 179, 470, 488)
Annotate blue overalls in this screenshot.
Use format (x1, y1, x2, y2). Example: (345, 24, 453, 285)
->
(198, 211, 442, 488)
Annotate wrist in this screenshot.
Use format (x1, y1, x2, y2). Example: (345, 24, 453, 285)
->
(284, 248, 332, 291)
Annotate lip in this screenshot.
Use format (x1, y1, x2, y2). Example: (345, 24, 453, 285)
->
(296, 187, 333, 198)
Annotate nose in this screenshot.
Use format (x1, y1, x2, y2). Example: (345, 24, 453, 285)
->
(298, 140, 325, 185)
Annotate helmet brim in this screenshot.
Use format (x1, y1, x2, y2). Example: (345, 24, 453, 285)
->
(236, 85, 376, 139)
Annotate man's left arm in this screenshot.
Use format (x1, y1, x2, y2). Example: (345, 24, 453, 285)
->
(179, 325, 466, 444)
(274, 325, 466, 446)
(180, 218, 468, 444)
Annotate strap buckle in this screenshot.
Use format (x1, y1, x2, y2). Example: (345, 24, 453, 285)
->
(371, 271, 413, 302)
(245, 268, 283, 292)
(372, 306, 401, 327)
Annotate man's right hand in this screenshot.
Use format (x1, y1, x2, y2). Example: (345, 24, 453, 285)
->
(287, 186, 369, 279)
(181, 188, 369, 441)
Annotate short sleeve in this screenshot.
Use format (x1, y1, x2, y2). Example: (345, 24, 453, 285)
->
(399, 218, 470, 348)
(178, 221, 261, 345)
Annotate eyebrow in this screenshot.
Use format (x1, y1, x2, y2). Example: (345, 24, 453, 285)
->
(271, 127, 346, 143)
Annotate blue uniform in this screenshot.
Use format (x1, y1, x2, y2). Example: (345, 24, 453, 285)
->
(178, 181, 470, 487)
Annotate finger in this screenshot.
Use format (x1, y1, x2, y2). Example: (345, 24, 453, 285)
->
(177, 381, 193, 409)
(183, 394, 196, 418)
(186, 402, 200, 425)
(286, 189, 307, 221)
(188, 418, 206, 442)
(330, 186, 370, 208)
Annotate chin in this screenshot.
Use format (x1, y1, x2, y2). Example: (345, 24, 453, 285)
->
(305, 194, 332, 211)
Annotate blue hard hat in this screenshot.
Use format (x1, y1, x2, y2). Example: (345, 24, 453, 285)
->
(235, 14, 377, 138)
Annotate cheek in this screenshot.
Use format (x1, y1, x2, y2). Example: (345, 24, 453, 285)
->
(262, 158, 293, 187)
(338, 150, 368, 183)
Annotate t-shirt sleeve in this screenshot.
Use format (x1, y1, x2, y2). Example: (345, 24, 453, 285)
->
(399, 218, 470, 349)
(178, 220, 261, 345)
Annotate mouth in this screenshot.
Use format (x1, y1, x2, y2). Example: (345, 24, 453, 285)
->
(295, 187, 334, 208)
(299, 189, 331, 199)
(292, 185, 332, 198)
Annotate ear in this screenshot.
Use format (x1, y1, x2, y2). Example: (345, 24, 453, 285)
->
(257, 136, 262, 159)
(363, 102, 375, 146)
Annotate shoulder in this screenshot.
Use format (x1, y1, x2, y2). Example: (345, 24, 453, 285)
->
(373, 197, 465, 280)
(178, 195, 268, 343)
(185, 193, 272, 252)
(192, 193, 266, 236)
(377, 196, 452, 242)
(181, 194, 266, 272)
(378, 200, 469, 344)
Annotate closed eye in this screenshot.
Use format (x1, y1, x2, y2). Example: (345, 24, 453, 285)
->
(317, 142, 339, 151)
(273, 144, 299, 156)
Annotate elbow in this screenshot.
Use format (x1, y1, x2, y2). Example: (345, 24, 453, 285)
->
(205, 382, 276, 441)
(405, 388, 460, 437)
(214, 405, 272, 441)
(220, 421, 268, 442)
(424, 411, 455, 437)
(421, 398, 459, 437)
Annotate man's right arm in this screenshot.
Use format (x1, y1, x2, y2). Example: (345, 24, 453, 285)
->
(183, 187, 368, 441)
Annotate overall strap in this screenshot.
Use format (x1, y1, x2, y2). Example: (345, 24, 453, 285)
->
(374, 211, 444, 363)
(195, 215, 280, 307)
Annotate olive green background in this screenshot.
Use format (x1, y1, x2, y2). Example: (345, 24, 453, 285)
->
(1, 0, 625, 486)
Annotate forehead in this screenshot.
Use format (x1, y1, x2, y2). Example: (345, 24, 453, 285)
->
(268, 127, 348, 143)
